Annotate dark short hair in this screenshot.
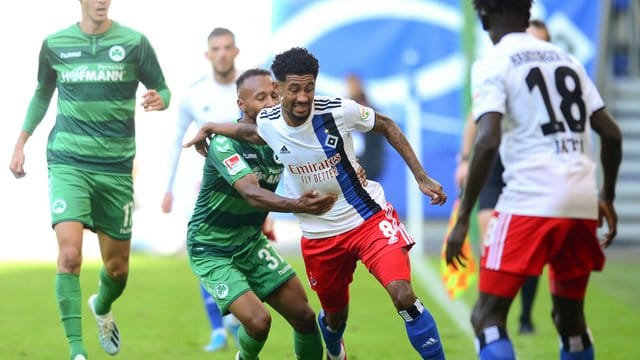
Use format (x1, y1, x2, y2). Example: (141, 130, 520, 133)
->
(271, 47, 319, 82)
(207, 27, 235, 42)
(529, 19, 551, 42)
(473, 0, 532, 20)
(236, 68, 272, 93)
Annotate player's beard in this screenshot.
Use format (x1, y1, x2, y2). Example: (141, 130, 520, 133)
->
(289, 101, 310, 124)
(214, 65, 235, 79)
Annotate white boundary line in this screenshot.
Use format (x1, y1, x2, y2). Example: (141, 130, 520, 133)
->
(411, 253, 475, 338)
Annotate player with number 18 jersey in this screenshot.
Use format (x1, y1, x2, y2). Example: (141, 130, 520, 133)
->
(471, 32, 606, 290)
(473, 33, 603, 219)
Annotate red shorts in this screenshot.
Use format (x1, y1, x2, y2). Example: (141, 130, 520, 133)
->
(479, 212, 604, 299)
(301, 204, 414, 312)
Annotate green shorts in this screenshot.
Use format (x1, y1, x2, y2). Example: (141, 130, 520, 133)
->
(48, 165, 134, 240)
(188, 237, 296, 314)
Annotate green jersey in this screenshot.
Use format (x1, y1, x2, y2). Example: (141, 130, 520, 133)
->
(22, 21, 171, 174)
(188, 132, 283, 256)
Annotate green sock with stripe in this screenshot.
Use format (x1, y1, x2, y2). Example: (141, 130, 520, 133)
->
(55, 273, 86, 359)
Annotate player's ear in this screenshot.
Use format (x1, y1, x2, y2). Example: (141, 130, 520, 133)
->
(273, 81, 283, 96)
(237, 98, 246, 113)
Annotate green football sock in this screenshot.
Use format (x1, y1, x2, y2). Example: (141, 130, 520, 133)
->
(238, 325, 266, 360)
(294, 328, 324, 360)
(55, 273, 86, 358)
(95, 267, 127, 315)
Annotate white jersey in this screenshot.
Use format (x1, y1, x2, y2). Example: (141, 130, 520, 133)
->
(165, 73, 241, 192)
(257, 96, 386, 238)
(472, 33, 605, 219)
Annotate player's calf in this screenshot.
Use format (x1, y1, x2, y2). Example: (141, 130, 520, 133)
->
(400, 299, 445, 360)
(318, 310, 347, 359)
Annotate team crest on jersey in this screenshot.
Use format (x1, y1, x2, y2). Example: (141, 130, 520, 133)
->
(52, 199, 67, 214)
(324, 134, 339, 149)
(223, 154, 247, 175)
(358, 105, 370, 119)
(308, 272, 317, 287)
(215, 284, 229, 299)
(108, 46, 126, 62)
(273, 153, 282, 165)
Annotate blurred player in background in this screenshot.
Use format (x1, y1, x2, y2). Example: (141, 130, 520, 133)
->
(446, 1, 622, 359)
(161, 27, 265, 352)
(344, 73, 386, 181)
(186, 68, 337, 360)
(454, 18, 552, 335)
(9, 0, 170, 359)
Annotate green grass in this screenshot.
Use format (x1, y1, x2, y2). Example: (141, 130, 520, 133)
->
(1, 251, 639, 359)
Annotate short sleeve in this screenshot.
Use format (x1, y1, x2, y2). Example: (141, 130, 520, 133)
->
(471, 57, 507, 122)
(207, 135, 253, 185)
(342, 98, 375, 132)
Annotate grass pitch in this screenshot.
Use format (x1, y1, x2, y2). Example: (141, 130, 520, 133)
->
(0, 247, 638, 359)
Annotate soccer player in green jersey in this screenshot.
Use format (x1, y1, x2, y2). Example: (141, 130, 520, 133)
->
(8, 1, 170, 359)
(186, 68, 336, 360)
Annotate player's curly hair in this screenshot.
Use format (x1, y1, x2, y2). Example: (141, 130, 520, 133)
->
(473, 0, 532, 19)
(271, 47, 319, 82)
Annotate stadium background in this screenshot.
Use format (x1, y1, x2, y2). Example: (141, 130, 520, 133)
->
(2, 0, 631, 260)
(0, 1, 638, 359)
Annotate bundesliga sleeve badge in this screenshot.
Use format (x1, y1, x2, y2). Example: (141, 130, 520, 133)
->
(223, 154, 247, 175)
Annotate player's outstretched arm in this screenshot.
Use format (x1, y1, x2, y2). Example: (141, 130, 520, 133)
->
(233, 174, 337, 215)
(446, 112, 501, 268)
(371, 112, 447, 205)
(184, 122, 265, 157)
(590, 108, 622, 247)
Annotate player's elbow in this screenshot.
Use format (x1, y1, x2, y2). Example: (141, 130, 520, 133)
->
(606, 123, 623, 145)
(474, 132, 500, 155)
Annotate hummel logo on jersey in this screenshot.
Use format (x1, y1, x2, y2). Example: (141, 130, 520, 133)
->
(422, 337, 439, 348)
(279, 145, 290, 154)
(60, 51, 82, 59)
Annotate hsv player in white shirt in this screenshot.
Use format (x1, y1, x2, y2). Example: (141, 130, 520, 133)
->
(187, 47, 448, 360)
(445, 1, 622, 360)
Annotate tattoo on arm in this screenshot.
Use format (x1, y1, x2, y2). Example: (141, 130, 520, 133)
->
(375, 113, 427, 181)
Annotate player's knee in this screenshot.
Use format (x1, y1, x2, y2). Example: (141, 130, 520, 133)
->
(470, 301, 498, 333)
(471, 304, 484, 333)
(103, 256, 130, 279)
(57, 246, 82, 273)
(290, 306, 317, 333)
(104, 259, 129, 281)
(387, 280, 416, 310)
(551, 307, 561, 329)
(323, 310, 348, 331)
(551, 307, 587, 335)
(244, 310, 272, 339)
